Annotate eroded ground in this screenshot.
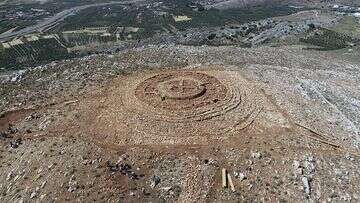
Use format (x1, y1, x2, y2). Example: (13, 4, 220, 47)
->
(0, 44, 360, 202)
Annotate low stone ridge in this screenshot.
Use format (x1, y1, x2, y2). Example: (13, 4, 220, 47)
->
(75, 68, 264, 146)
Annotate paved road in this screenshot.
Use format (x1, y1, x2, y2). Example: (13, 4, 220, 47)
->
(0, 1, 141, 42)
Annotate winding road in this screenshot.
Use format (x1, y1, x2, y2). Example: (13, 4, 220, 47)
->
(0, 1, 141, 42)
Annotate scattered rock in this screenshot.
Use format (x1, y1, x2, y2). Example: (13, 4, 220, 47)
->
(293, 160, 301, 169)
(293, 160, 303, 176)
(41, 181, 47, 189)
(48, 163, 54, 170)
(234, 172, 247, 181)
(39, 117, 52, 131)
(6, 171, 14, 181)
(10, 138, 22, 149)
(0, 131, 11, 140)
(251, 151, 262, 159)
(204, 158, 217, 166)
(40, 194, 47, 200)
(345, 154, 354, 161)
(25, 112, 40, 121)
(10, 70, 26, 83)
(30, 191, 37, 199)
(68, 175, 77, 192)
(150, 175, 161, 188)
(304, 160, 315, 174)
(106, 160, 141, 180)
(8, 125, 18, 134)
(161, 186, 172, 191)
(301, 176, 311, 195)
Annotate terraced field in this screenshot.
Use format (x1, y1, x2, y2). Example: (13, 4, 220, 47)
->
(0, 37, 71, 70)
(0, 0, 305, 70)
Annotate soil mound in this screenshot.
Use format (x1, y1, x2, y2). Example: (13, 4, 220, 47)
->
(80, 69, 264, 146)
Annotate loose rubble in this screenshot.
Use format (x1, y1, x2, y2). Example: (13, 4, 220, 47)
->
(0, 4, 360, 202)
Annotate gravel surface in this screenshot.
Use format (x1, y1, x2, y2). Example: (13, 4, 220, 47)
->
(1, 39, 360, 202)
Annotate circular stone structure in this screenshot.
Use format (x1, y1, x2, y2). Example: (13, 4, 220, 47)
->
(133, 72, 230, 120)
(156, 76, 206, 100)
(124, 71, 248, 123)
(82, 68, 264, 146)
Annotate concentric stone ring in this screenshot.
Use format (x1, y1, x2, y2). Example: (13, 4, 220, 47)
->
(156, 77, 206, 100)
(133, 71, 229, 114)
(87, 68, 264, 146)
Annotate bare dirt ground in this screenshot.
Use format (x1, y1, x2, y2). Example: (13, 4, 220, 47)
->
(1, 44, 360, 202)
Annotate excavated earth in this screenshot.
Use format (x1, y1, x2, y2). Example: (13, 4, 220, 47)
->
(0, 44, 360, 202)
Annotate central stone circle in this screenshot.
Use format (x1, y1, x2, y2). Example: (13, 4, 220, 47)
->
(157, 77, 206, 100)
(134, 72, 229, 112)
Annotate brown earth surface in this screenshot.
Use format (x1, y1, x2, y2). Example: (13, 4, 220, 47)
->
(0, 45, 360, 202)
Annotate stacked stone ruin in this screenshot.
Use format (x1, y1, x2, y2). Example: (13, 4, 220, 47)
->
(86, 69, 264, 146)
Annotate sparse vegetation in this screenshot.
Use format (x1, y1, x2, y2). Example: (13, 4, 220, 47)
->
(0, 0, 302, 70)
(300, 28, 357, 50)
(330, 16, 360, 39)
(1, 1, 360, 202)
